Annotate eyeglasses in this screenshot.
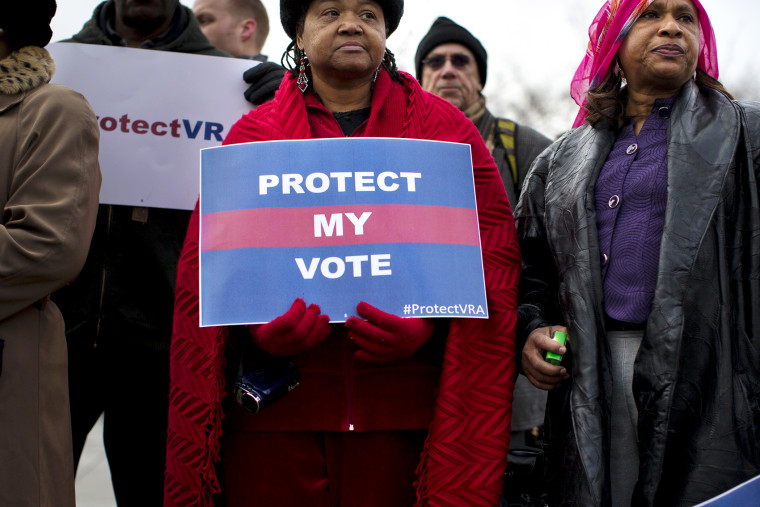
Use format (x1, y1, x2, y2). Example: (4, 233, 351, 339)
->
(421, 53, 472, 70)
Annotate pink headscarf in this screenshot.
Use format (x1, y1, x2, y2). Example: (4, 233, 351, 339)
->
(570, 0, 719, 127)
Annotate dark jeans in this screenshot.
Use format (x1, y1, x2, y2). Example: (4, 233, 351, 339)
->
(68, 327, 169, 507)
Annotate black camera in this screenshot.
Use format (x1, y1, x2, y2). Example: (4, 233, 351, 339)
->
(233, 358, 300, 414)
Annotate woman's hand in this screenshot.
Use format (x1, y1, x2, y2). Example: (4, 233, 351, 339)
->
(249, 298, 330, 356)
(522, 325, 570, 390)
(345, 302, 435, 363)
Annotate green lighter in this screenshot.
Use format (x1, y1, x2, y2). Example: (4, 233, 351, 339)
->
(545, 331, 567, 366)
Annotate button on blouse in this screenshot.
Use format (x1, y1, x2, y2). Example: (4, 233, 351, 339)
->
(594, 97, 676, 324)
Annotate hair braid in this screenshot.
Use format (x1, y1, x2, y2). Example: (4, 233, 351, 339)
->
(282, 40, 302, 76)
(381, 48, 402, 83)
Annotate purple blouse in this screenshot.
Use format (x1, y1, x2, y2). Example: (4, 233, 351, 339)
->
(595, 97, 676, 324)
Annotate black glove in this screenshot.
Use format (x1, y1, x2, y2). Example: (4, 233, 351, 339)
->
(243, 62, 287, 105)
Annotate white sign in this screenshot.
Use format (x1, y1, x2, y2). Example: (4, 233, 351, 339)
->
(48, 43, 257, 210)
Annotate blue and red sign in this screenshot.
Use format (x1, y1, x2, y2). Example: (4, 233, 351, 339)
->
(199, 138, 487, 325)
(694, 474, 760, 506)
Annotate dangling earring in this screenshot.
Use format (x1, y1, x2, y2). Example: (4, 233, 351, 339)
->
(373, 66, 380, 84)
(614, 58, 626, 86)
(297, 52, 309, 92)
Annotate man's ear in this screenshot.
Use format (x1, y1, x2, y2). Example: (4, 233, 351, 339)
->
(240, 18, 256, 42)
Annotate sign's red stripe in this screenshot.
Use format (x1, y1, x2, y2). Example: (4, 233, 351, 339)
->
(201, 204, 480, 251)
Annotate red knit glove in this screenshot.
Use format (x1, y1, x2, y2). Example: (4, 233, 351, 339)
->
(249, 298, 330, 356)
(345, 301, 436, 363)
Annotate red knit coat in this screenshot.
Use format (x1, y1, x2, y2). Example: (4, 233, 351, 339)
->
(164, 70, 520, 506)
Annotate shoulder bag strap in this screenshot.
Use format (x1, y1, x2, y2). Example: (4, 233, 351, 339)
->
(497, 118, 518, 185)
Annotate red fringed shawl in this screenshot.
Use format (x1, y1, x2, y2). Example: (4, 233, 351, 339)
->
(164, 70, 520, 506)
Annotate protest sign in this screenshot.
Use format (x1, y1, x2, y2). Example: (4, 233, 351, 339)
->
(694, 474, 760, 506)
(47, 42, 255, 210)
(199, 138, 487, 325)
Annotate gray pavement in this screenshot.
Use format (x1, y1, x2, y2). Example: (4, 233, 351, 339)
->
(75, 415, 117, 507)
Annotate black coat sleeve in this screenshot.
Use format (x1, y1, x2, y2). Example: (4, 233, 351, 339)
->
(513, 138, 565, 372)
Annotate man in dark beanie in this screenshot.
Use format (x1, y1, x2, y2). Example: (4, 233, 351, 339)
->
(415, 16, 550, 209)
(416, 16, 551, 506)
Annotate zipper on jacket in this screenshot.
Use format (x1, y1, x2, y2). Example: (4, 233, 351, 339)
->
(345, 336, 355, 431)
(94, 204, 113, 348)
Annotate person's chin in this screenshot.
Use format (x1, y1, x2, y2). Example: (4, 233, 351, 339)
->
(326, 65, 375, 82)
(646, 57, 694, 79)
(326, 56, 376, 75)
(122, 11, 165, 30)
(437, 90, 463, 105)
(649, 67, 694, 89)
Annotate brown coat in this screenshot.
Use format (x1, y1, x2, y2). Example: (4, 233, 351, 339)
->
(0, 47, 101, 507)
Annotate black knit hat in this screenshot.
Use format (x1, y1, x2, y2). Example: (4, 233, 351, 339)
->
(0, 0, 57, 51)
(415, 16, 487, 86)
(280, 0, 403, 40)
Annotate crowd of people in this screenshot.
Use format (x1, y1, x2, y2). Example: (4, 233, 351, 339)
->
(1, 0, 758, 506)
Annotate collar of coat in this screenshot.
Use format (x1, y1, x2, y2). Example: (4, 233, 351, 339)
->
(0, 47, 55, 95)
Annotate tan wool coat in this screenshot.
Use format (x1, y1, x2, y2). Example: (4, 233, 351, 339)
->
(0, 46, 101, 507)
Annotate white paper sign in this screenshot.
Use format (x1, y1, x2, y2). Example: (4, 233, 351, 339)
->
(47, 42, 257, 210)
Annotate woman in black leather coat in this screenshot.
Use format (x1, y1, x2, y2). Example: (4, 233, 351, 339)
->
(515, 0, 760, 505)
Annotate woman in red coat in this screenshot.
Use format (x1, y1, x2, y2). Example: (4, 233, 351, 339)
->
(164, 1, 520, 505)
